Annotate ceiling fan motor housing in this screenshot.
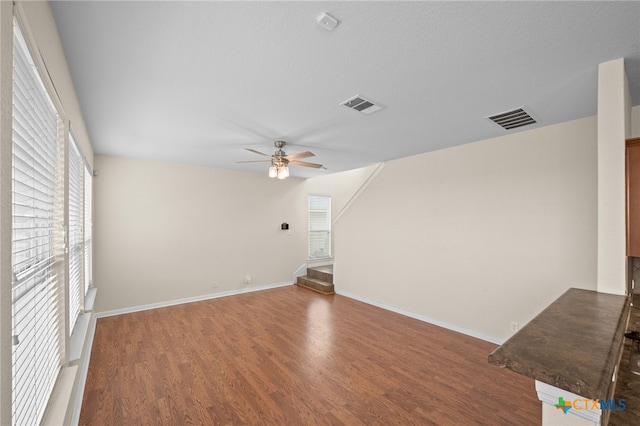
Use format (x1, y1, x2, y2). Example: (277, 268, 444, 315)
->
(237, 140, 323, 176)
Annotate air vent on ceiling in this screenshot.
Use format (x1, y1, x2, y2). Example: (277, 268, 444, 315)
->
(341, 95, 385, 115)
(487, 107, 537, 130)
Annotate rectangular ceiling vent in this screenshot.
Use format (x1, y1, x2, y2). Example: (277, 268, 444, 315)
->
(341, 95, 385, 115)
(487, 107, 537, 130)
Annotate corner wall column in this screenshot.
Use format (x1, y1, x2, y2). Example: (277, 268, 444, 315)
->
(597, 58, 631, 295)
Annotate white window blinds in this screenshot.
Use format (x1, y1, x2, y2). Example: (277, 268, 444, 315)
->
(308, 196, 331, 259)
(12, 19, 63, 426)
(84, 166, 92, 294)
(68, 132, 83, 334)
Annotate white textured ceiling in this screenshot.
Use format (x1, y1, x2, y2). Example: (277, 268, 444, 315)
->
(51, 1, 640, 178)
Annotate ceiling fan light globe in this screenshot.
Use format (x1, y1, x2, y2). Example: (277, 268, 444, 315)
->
(268, 166, 277, 178)
(277, 166, 289, 179)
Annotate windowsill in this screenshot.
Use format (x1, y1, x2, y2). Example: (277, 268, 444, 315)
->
(42, 365, 78, 426)
(69, 287, 97, 364)
(85, 287, 97, 312)
(69, 313, 90, 364)
(308, 256, 332, 262)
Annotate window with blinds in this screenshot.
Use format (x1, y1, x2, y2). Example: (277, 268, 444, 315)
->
(68, 132, 83, 335)
(12, 19, 63, 426)
(309, 195, 331, 259)
(84, 166, 92, 294)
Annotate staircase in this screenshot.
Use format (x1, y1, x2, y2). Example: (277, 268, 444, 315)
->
(296, 265, 334, 295)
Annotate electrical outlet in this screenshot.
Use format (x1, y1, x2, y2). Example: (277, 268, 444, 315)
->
(245, 275, 252, 285)
(510, 322, 519, 332)
(212, 281, 218, 289)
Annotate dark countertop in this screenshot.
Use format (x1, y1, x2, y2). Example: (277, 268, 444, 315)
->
(488, 288, 630, 401)
(609, 293, 640, 425)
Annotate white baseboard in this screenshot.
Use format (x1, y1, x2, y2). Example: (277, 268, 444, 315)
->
(293, 264, 307, 283)
(71, 282, 501, 424)
(336, 289, 504, 345)
(95, 281, 293, 318)
(95, 283, 504, 345)
(73, 281, 293, 424)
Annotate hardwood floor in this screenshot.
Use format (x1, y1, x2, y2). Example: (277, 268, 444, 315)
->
(80, 286, 540, 425)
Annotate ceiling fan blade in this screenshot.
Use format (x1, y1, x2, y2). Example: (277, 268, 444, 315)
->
(235, 159, 272, 163)
(283, 151, 315, 160)
(288, 160, 323, 169)
(245, 148, 272, 157)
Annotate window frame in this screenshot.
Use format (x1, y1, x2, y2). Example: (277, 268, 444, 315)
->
(67, 130, 83, 336)
(308, 195, 332, 260)
(11, 17, 65, 426)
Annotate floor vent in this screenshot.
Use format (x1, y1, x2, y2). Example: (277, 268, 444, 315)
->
(487, 107, 537, 130)
(340, 95, 384, 115)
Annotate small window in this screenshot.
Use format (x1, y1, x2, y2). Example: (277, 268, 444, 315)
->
(84, 166, 92, 294)
(309, 196, 331, 259)
(68, 131, 83, 335)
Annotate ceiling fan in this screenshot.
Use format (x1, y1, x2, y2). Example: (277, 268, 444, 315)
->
(236, 141, 323, 179)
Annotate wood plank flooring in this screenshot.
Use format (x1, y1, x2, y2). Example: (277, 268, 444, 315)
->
(80, 286, 540, 425)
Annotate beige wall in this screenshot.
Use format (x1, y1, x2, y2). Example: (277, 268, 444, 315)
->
(333, 116, 598, 341)
(93, 156, 311, 312)
(303, 163, 382, 264)
(93, 156, 382, 313)
(597, 59, 629, 295)
(304, 163, 381, 222)
(633, 105, 640, 138)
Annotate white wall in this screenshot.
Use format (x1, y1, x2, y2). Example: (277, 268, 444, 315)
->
(333, 116, 598, 342)
(93, 157, 383, 313)
(304, 163, 382, 221)
(93, 156, 311, 312)
(303, 163, 382, 264)
(597, 59, 630, 295)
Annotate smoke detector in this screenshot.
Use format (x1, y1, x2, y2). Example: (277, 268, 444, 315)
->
(340, 95, 385, 115)
(317, 12, 338, 31)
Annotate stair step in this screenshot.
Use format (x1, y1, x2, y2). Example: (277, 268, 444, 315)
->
(296, 275, 334, 295)
(307, 266, 333, 284)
